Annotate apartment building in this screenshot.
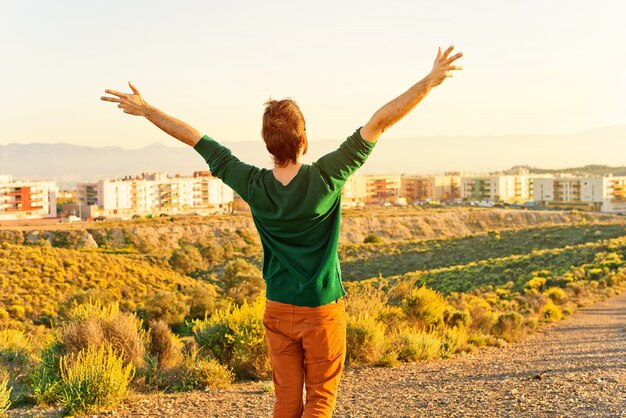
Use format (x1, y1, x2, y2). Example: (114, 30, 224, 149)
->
(365, 175, 402, 205)
(461, 174, 532, 203)
(342, 174, 368, 207)
(0, 174, 58, 220)
(75, 171, 233, 217)
(533, 176, 626, 212)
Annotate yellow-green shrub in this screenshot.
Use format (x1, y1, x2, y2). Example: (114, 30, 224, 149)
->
(387, 329, 441, 363)
(402, 286, 448, 330)
(0, 328, 32, 366)
(525, 276, 547, 294)
(541, 303, 563, 322)
(440, 326, 469, 358)
(346, 315, 385, 364)
(193, 296, 269, 379)
(0, 376, 11, 415)
(170, 350, 234, 390)
(544, 287, 567, 303)
(59, 344, 134, 416)
(141, 291, 190, 326)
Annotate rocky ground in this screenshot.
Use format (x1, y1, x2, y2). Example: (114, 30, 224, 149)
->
(10, 292, 626, 417)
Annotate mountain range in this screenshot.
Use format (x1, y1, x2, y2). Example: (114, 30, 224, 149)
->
(1, 125, 624, 188)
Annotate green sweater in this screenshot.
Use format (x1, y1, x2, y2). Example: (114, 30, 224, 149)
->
(194, 129, 375, 306)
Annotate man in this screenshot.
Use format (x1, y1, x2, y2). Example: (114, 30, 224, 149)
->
(102, 45, 462, 418)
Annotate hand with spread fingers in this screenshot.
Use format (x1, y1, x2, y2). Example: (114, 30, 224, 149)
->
(100, 82, 201, 146)
(428, 45, 463, 87)
(101, 82, 151, 117)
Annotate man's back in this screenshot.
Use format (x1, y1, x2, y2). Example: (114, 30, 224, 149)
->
(194, 128, 375, 306)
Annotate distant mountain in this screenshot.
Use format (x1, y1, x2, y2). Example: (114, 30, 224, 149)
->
(1, 125, 625, 188)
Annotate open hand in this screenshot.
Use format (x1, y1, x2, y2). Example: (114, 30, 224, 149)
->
(101, 82, 150, 116)
(428, 46, 463, 87)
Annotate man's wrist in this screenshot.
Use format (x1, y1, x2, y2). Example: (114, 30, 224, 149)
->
(143, 103, 157, 119)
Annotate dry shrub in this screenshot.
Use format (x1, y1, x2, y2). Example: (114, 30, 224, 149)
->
(346, 315, 385, 365)
(492, 312, 525, 342)
(148, 320, 183, 370)
(345, 283, 388, 319)
(385, 329, 441, 363)
(60, 300, 145, 368)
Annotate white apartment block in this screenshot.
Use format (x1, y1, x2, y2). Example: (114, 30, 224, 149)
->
(461, 175, 532, 203)
(533, 176, 626, 213)
(76, 171, 233, 216)
(0, 174, 58, 221)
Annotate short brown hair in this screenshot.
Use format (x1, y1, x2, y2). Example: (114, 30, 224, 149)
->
(262, 99, 306, 167)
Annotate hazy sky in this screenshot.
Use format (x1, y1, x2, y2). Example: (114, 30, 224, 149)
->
(1, 0, 624, 148)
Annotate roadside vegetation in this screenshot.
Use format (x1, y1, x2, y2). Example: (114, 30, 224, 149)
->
(1, 211, 625, 415)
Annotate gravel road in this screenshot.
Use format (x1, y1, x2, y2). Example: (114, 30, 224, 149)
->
(10, 291, 626, 417)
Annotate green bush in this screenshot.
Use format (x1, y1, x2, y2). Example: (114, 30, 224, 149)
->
(345, 315, 385, 364)
(59, 344, 134, 416)
(182, 284, 218, 320)
(199, 242, 224, 267)
(363, 234, 382, 244)
(0, 376, 11, 415)
(29, 339, 63, 406)
(193, 296, 269, 379)
(169, 245, 207, 275)
(141, 291, 191, 326)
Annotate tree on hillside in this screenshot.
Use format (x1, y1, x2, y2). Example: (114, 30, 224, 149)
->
(221, 259, 264, 305)
(169, 245, 207, 275)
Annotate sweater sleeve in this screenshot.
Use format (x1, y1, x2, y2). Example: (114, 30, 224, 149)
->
(193, 135, 260, 202)
(312, 128, 376, 191)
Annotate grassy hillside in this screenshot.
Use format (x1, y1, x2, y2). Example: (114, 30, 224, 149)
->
(0, 243, 217, 329)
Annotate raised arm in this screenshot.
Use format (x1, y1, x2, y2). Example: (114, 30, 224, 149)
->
(101, 82, 201, 147)
(360, 46, 463, 143)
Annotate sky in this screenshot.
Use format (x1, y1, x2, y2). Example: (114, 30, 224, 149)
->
(1, 0, 624, 149)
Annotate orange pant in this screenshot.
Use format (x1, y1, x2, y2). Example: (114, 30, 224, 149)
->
(263, 298, 347, 418)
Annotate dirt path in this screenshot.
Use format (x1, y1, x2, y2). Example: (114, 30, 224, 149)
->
(11, 292, 626, 417)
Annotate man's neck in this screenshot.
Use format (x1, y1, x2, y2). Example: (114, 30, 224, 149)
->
(273, 161, 303, 186)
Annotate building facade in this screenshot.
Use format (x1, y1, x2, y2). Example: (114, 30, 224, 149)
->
(0, 174, 58, 220)
(533, 175, 626, 212)
(75, 171, 233, 217)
